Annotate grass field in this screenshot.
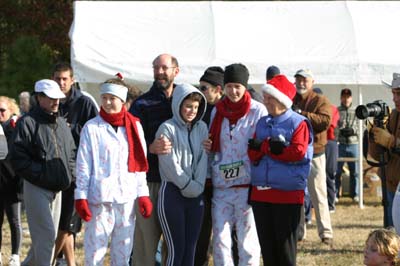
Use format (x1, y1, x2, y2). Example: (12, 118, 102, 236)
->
(1, 192, 384, 265)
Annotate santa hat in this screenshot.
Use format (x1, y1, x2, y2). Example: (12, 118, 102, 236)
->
(261, 74, 296, 108)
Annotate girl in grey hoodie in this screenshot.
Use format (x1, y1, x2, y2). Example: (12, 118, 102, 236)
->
(156, 83, 208, 266)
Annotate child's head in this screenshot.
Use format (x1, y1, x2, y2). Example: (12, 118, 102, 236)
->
(364, 228, 400, 266)
(180, 92, 203, 124)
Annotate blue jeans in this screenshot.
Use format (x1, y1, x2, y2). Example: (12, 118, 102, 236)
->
(325, 140, 338, 210)
(386, 190, 395, 227)
(336, 143, 359, 198)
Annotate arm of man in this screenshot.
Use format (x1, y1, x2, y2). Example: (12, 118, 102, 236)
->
(149, 135, 172, 154)
(302, 96, 331, 133)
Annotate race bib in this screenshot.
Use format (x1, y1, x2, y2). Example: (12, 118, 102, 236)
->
(219, 161, 245, 180)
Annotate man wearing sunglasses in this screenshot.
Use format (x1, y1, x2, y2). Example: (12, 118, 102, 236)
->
(195, 66, 224, 266)
(130, 54, 179, 266)
(198, 66, 224, 125)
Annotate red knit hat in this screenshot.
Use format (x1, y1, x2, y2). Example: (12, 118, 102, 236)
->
(261, 74, 296, 108)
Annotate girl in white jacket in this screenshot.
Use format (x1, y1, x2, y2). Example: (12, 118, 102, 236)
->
(208, 64, 266, 266)
(156, 83, 208, 266)
(74, 79, 152, 266)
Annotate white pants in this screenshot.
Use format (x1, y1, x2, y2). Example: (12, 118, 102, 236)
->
(212, 187, 260, 266)
(84, 198, 136, 266)
(308, 155, 333, 239)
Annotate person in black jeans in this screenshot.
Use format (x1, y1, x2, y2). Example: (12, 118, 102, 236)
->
(0, 96, 22, 266)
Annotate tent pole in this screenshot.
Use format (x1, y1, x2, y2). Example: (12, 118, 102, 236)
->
(358, 85, 364, 209)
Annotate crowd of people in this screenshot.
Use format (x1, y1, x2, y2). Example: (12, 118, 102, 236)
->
(0, 54, 400, 266)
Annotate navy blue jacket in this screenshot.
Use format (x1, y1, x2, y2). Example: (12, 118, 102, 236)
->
(129, 82, 174, 182)
(59, 87, 98, 146)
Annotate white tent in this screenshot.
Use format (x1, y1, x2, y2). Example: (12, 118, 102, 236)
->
(69, 1, 400, 209)
(70, 1, 400, 85)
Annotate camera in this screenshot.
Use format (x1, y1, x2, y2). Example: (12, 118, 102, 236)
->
(340, 127, 355, 137)
(355, 100, 389, 122)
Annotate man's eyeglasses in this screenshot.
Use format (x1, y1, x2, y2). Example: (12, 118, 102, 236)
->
(199, 85, 210, 92)
(0, 108, 7, 113)
(152, 65, 176, 72)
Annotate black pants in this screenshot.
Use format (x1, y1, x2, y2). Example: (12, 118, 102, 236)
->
(0, 196, 21, 254)
(253, 202, 301, 266)
(158, 181, 204, 266)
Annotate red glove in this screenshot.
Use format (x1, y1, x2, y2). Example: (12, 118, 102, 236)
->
(75, 199, 92, 222)
(138, 196, 153, 218)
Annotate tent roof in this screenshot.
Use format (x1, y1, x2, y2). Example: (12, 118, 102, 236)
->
(70, 1, 400, 85)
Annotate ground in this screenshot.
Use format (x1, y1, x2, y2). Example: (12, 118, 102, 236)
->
(1, 194, 384, 266)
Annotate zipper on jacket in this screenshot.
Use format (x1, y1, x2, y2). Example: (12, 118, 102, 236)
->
(187, 124, 194, 170)
(229, 124, 235, 140)
(52, 125, 60, 158)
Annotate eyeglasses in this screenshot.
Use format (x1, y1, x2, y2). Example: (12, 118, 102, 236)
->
(199, 85, 210, 92)
(152, 65, 176, 71)
(0, 108, 7, 113)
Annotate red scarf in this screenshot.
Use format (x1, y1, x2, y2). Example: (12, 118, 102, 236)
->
(100, 106, 148, 173)
(209, 91, 251, 152)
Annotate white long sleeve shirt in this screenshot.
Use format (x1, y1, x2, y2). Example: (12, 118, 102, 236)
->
(75, 115, 149, 204)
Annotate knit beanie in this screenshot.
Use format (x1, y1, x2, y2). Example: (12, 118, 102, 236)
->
(200, 66, 224, 87)
(100, 82, 128, 102)
(224, 63, 249, 88)
(261, 74, 296, 108)
(266, 65, 280, 81)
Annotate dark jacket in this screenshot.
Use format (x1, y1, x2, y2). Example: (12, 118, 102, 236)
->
(129, 82, 174, 183)
(10, 106, 76, 192)
(59, 87, 98, 146)
(0, 119, 21, 200)
(337, 103, 359, 144)
(369, 109, 400, 192)
(0, 125, 7, 160)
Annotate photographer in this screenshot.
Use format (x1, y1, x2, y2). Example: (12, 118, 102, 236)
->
(369, 73, 400, 228)
(336, 88, 360, 203)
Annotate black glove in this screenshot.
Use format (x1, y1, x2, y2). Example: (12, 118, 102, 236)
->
(292, 105, 302, 114)
(269, 137, 286, 155)
(248, 138, 263, 151)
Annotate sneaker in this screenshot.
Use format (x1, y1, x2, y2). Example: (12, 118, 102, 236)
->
(322, 237, 333, 246)
(353, 196, 360, 203)
(335, 197, 339, 203)
(9, 254, 20, 266)
(329, 208, 336, 213)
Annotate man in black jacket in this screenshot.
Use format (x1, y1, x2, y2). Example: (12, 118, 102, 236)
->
(10, 79, 76, 266)
(52, 62, 98, 266)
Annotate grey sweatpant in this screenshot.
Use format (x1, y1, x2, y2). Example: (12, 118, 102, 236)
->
(21, 180, 61, 266)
